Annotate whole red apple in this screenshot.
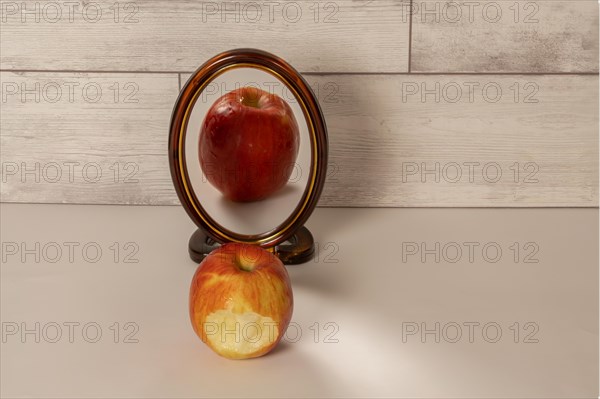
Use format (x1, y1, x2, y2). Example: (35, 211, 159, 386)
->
(189, 243, 293, 359)
(199, 86, 300, 202)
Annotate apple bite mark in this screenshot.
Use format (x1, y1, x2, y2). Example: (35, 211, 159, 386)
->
(204, 307, 279, 360)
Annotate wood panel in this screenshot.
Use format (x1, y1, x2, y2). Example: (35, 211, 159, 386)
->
(318, 74, 598, 206)
(1, 72, 597, 206)
(411, 1, 599, 73)
(0, 0, 409, 73)
(0, 72, 180, 204)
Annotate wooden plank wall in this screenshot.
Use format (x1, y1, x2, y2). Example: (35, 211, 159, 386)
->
(1, 0, 598, 207)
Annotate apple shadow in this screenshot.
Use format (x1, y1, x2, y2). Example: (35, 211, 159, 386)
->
(162, 335, 339, 397)
(218, 182, 300, 208)
(265, 339, 294, 357)
(214, 183, 303, 236)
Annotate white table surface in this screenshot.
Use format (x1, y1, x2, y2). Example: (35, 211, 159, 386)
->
(1, 204, 598, 398)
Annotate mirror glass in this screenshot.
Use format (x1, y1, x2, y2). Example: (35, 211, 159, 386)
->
(184, 67, 312, 236)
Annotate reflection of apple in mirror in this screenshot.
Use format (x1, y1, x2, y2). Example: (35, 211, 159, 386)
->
(189, 243, 293, 359)
(199, 87, 300, 202)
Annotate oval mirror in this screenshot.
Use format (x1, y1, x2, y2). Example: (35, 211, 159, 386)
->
(169, 49, 328, 264)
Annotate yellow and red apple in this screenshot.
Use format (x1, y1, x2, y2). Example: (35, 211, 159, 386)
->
(199, 87, 300, 202)
(189, 243, 293, 359)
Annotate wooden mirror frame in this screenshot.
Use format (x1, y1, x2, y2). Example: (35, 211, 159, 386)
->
(169, 49, 328, 259)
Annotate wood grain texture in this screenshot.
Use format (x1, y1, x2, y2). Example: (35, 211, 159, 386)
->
(0, 72, 180, 204)
(2, 72, 597, 207)
(0, 0, 409, 73)
(317, 74, 598, 206)
(411, 1, 599, 73)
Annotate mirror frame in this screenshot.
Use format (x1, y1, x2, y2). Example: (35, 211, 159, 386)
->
(169, 48, 328, 248)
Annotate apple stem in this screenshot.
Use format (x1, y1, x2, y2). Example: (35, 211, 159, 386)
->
(240, 95, 261, 109)
(236, 256, 256, 272)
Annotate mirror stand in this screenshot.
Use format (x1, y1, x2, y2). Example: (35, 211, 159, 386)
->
(188, 227, 315, 266)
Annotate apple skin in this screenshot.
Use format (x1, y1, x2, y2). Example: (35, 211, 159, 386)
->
(189, 243, 293, 359)
(199, 87, 300, 202)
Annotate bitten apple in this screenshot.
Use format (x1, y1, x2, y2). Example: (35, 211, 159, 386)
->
(189, 243, 293, 359)
(199, 86, 300, 202)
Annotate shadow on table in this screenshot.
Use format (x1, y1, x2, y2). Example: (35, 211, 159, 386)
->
(154, 337, 338, 397)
